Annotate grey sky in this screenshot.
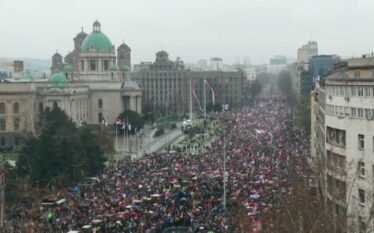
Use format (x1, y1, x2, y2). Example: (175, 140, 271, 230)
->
(1, 0, 373, 64)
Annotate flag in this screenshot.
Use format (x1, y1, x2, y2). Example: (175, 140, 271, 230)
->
(192, 87, 202, 111)
(205, 79, 216, 105)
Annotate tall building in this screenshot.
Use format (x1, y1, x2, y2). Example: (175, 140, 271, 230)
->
(0, 21, 141, 149)
(132, 51, 244, 116)
(311, 56, 374, 232)
(297, 41, 318, 70)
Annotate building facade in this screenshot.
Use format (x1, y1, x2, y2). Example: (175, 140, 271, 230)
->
(297, 41, 318, 70)
(0, 21, 141, 150)
(311, 56, 374, 232)
(132, 51, 244, 116)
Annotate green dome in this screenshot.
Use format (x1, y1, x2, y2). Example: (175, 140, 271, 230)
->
(63, 64, 73, 72)
(23, 71, 34, 80)
(110, 63, 118, 71)
(49, 72, 68, 88)
(120, 65, 130, 72)
(81, 21, 113, 53)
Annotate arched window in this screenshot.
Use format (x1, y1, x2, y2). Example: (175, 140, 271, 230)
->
(0, 118, 6, 131)
(0, 103, 5, 114)
(98, 99, 103, 108)
(98, 112, 103, 124)
(13, 102, 19, 114)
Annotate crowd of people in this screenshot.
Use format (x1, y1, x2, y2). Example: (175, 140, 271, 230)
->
(5, 97, 310, 233)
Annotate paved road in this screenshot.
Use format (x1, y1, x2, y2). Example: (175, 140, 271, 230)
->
(113, 123, 184, 160)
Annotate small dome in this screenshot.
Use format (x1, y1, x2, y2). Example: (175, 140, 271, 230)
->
(23, 71, 34, 81)
(63, 64, 73, 72)
(120, 65, 130, 72)
(118, 42, 131, 51)
(49, 72, 68, 88)
(75, 27, 88, 39)
(110, 63, 118, 71)
(81, 21, 113, 53)
(52, 51, 62, 58)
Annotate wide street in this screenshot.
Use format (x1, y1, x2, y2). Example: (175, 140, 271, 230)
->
(5, 97, 310, 232)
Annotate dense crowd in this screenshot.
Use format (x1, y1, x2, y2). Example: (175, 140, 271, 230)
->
(5, 98, 310, 232)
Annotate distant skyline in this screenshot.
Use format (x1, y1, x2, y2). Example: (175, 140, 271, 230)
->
(1, 0, 373, 65)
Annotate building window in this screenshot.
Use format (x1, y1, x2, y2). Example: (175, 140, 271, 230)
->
(14, 117, 20, 131)
(13, 102, 19, 114)
(98, 99, 103, 108)
(358, 108, 363, 118)
(0, 118, 5, 131)
(0, 103, 5, 114)
(53, 101, 58, 109)
(352, 86, 357, 96)
(103, 60, 109, 71)
(89, 60, 97, 71)
(0, 137, 5, 146)
(98, 112, 103, 124)
(359, 189, 365, 205)
(39, 102, 44, 112)
(351, 108, 357, 118)
(81, 60, 85, 70)
(358, 87, 364, 97)
(355, 70, 361, 78)
(358, 161, 365, 178)
(358, 134, 365, 150)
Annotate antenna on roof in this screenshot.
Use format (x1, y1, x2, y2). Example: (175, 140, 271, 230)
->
(81, 27, 84, 32)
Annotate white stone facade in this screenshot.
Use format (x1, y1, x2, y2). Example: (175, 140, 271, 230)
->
(312, 57, 374, 232)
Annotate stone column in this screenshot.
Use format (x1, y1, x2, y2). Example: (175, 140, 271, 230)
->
(137, 96, 142, 114)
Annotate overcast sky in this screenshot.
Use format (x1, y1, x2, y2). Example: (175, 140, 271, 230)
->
(0, 0, 373, 64)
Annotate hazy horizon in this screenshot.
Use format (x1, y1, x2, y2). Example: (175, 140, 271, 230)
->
(1, 0, 373, 65)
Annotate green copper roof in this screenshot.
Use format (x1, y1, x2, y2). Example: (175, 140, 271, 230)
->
(63, 64, 73, 72)
(23, 71, 34, 80)
(49, 72, 68, 88)
(120, 65, 130, 72)
(110, 63, 118, 71)
(81, 20, 113, 53)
